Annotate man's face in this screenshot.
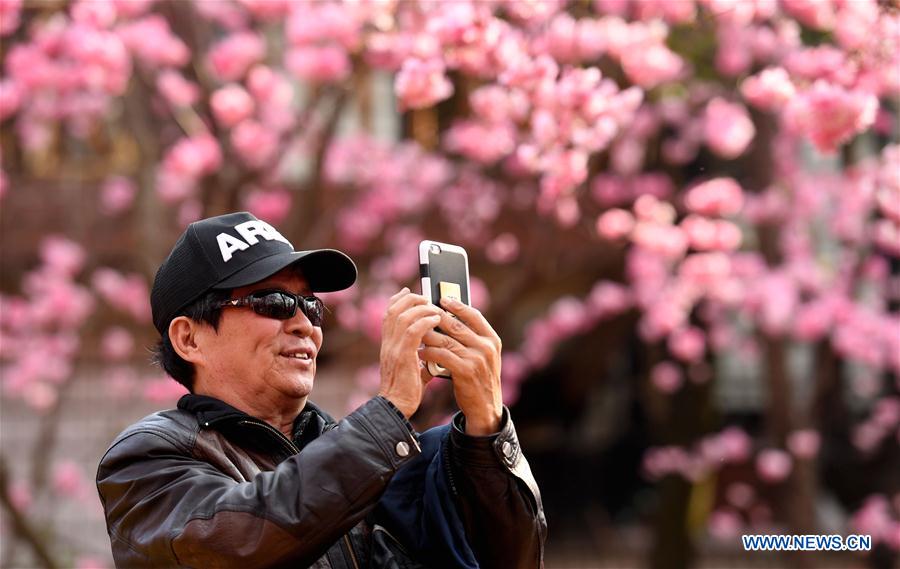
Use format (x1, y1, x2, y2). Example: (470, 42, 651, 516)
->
(197, 267, 324, 405)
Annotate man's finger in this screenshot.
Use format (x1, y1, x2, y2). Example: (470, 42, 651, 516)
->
(396, 303, 442, 327)
(422, 328, 469, 356)
(385, 290, 430, 320)
(438, 297, 496, 339)
(387, 287, 410, 306)
(418, 346, 467, 376)
(429, 310, 483, 348)
(399, 315, 441, 349)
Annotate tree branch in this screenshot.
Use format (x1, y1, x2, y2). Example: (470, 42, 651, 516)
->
(0, 455, 59, 569)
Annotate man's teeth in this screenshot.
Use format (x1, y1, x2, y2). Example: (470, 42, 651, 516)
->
(285, 353, 310, 359)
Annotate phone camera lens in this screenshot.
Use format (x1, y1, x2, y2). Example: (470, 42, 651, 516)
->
(430, 244, 441, 254)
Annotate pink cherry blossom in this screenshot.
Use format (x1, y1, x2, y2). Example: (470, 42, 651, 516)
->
(8, 479, 32, 511)
(620, 43, 683, 89)
(715, 24, 754, 77)
(651, 361, 683, 393)
(0, 0, 22, 36)
(359, 293, 392, 342)
(668, 327, 705, 363)
(207, 32, 266, 82)
(541, 13, 578, 63)
(834, 0, 879, 50)
(587, 281, 632, 317)
(177, 199, 202, 228)
(111, 0, 155, 19)
(632, 223, 688, 260)
(872, 219, 900, 258)
(781, 0, 836, 31)
(162, 134, 222, 180)
(610, 137, 646, 175)
(632, 173, 674, 201)
(156, 71, 199, 111)
(71, 0, 117, 28)
(792, 302, 830, 344)
(394, 58, 454, 110)
(91, 268, 151, 323)
(143, 377, 189, 403)
(52, 460, 87, 499)
(681, 215, 718, 251)
(486, 233, 520, 264)
(742, 67, 795, 111)
(756, 449, 793, 483)
(286, 2, 360, 50)
(445, 121, 516, 164)
(596, 209, 635, 241)
(469, 276, 490, 311)
(75, 556, 108, 569)
(100, 176, 137, 215)
(717, 427, 753, 463)
(784, 80, 878, 154)
(876, 186, 900, 224)
(243, 187, 292, 225)
(23, 382, 58, 412)
(24, 277, 94, 329)
(247, 66, 296, 132)
(851, 495, 897, 547)
(470, 85, 530, 124)
(156, 170, 195, 204)
(785, 46, 855, 87)
(684, 178, 744, 217)
(708, 509, 742, 540)
(591, 174, 631, 207)
(118, 15, 189, 69)
(633, 195, 676, 224)
(101, 327, 134, 361)
(786, 429, 821, 459)
(40, 236, 86, 277)
(231, 120, 280, 169)
(193, 0, 247, 29)
(0, 79, 21, 120)
(726, 482, 756, 509)
(239, 0, 291, 22)
(285, 45, 352, 84)
(211, 84, 255, 129)
(704, 98, 755, 159)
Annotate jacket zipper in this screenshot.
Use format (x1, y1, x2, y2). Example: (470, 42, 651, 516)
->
(442, 439, 459, 496)
(237, 419, 300, 456)
(343, 534, 360, 569)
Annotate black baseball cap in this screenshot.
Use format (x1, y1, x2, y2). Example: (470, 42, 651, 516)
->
(150, 212, 357, 335)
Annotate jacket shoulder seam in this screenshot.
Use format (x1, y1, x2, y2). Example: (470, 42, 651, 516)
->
(102, 425, 196, 462)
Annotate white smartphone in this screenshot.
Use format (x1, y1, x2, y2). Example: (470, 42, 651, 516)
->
(419, 240, 471, 379)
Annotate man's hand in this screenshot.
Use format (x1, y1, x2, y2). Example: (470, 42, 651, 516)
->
(378, 288, 442, 418)
(419, 298, 503, 435)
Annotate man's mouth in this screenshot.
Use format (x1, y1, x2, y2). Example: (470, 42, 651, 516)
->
(280, 350, 313, 360)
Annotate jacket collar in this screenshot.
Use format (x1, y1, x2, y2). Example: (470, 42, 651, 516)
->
(177, 394, 336, 450)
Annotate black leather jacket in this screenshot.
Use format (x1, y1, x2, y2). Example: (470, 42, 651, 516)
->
(96, 394, 546, 568)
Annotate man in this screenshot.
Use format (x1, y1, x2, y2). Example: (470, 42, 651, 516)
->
(96, 212, 546, 568)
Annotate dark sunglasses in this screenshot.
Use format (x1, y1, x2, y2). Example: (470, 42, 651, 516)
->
(218, 289, 325, 326)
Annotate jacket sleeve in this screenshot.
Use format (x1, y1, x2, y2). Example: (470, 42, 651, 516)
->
(96, 397, 419, 568)
(448, 407, 547, 569)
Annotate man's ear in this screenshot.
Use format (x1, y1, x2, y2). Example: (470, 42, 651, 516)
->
(168, 316, 204, 364)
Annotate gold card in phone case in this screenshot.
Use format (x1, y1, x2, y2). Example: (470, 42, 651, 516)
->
(439, 281, 461, 303)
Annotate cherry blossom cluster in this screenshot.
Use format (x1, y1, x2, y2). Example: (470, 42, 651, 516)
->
(0, 237, 93, 411)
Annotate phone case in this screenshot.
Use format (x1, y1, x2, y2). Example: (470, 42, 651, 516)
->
(419, 241, 470, 378)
